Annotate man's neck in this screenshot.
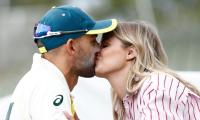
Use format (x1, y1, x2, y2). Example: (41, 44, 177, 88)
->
(65, 70, 78, 91)
(43, 53, 78, 91)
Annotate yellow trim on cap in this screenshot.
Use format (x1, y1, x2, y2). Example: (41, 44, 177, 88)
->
(86, 19, 117, 35)
(38, 47, 47, 54)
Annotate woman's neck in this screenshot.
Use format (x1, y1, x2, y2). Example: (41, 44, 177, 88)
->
(106, 65, 131, 100)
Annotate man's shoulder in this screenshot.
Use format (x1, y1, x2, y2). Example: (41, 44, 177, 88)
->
(13, 67, 67, 96)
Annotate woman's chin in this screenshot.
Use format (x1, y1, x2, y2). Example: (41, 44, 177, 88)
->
(95, 69, 105, 78)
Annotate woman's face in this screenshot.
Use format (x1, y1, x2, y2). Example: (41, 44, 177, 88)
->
(95, 36, 129, 78)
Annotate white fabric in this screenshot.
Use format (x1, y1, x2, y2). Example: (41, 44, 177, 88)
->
(9, 53, 71, 120)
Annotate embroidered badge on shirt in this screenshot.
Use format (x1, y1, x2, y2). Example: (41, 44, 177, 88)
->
(53, 94, 63, 106)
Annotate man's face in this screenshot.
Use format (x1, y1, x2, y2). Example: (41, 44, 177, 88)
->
(74, 35, 100, 77)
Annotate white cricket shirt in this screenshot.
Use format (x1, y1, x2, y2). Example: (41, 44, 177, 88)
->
(8, 53, 72, 120)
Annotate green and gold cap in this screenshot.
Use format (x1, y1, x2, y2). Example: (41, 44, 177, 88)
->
(34, 5, 117, 53)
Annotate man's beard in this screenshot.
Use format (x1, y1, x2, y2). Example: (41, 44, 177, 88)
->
(74, 55, 95, 77)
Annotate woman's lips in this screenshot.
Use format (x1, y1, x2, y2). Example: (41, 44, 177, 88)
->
(95, 53, 101, 61)
(95, 56, 101, 65)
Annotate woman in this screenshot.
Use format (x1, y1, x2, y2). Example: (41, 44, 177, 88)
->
(95, 21, 200, 120)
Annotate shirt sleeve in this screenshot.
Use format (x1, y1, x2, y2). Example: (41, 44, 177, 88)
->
(29, 83, 71, 120)
(183, 92, 200, 120)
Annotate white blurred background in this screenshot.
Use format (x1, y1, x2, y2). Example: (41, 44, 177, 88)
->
(0, 0, 200, 120)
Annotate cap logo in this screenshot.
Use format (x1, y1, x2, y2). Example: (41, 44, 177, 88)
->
(62, 13, 66, 16)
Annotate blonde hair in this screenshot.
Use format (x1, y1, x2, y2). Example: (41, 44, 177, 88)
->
(105, 21, 200, 120)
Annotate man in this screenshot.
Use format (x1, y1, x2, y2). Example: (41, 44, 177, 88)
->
(6, 5, 117, 120)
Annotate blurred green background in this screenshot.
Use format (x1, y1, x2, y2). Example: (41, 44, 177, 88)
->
(0, 0, 200, 98)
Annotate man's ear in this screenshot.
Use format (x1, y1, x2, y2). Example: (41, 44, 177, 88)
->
(64, 39, 76, 55)
(126, 47, 137, 61)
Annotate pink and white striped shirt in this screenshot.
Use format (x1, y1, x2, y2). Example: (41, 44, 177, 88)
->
(122, 72, 200, 120)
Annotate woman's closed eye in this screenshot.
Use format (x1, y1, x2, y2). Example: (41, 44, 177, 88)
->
(100, 44, 109, 48)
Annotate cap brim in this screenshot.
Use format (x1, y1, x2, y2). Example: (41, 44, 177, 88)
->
(86, 19, 117, 35)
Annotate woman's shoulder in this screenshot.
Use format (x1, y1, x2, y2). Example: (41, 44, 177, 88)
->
(139, 71, 187, 100)
(141, 71, 178, 90)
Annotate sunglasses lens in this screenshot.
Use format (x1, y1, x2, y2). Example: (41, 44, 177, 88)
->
(34, 23, 51, 37)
